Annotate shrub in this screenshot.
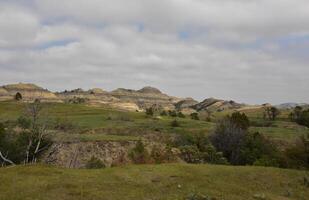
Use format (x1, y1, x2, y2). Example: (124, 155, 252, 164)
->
(15, 92, 22, 101)
(239, 132, 279, 166)
(177, 133, 227, 165)
(129, 140, 149, 164)
(68, 97, 88, 104)
(171, 119, 180, 127)
(168, 110, 177, 117)
(180, 145, 203, 163)
(190, 113, 199, 120)
(210, 119, 246, 165)
(283, 135, 309, 169)
(85, 156, 105, 169)
(229, 112, 250, 130)
(178, 112, 185, 118)
(146, 107, 154, 116)
(297, 109, 309, 128)
(17, 116, 31, 129)
(150, 145, 176, 164)
(160, 110, 167, 116)
(210, 116, 279, 166)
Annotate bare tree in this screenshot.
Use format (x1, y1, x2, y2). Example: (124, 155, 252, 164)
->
(0, 151, 15, 166)
(24, 101, 51, 164)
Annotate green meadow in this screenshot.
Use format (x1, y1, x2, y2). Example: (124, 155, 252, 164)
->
(0, 164, 308, 200)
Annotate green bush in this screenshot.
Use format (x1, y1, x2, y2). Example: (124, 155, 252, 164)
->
(178, 112, 185, 118)
(160, 110, 167, 116)
(17, 116, 31, 129)
(229, 112, 250, 130)
(171, 120, 180, 127)
(150, 145, 176, 164)
(15, 92, 22, 101)
(129, 140, 150, 164)
(85, 156, 105, 169)
(146, 107, 154, 116)
(283, 134, 309, 169)
(190, 113, 199, 120)
(210, 117, 279, 166)
(168, 110, 177, 117)
(178, 133, 227, 165)
(297, 109, 309, 128)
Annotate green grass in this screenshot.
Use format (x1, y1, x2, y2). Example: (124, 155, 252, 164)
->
(0, 101, 308, 141)
(0, 101, 214, 135)
(250, 121, 309, 140)
(52, 132, 140, 142)
(0, 164, 308, 200)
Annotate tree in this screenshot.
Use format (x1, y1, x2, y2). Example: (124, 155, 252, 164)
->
(283, 134, 309, 169)
(210, 119, 246, 165)
(0, 123, 16, 166)
(294, 109, 309, 128)
(264, 107, 280, 120)
(23, 101, 51, 164)
(15, 92, 22, 101)
(229, 112, 250, 130)
(210, 115, 280, 166)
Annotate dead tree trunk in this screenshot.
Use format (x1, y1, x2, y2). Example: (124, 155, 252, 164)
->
(0, 151, 15, 166)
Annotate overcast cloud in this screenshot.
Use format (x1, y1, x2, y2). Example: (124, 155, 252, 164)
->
(0, 0, 309, 104)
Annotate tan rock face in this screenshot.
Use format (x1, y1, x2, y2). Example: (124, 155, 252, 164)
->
(44, 141, 137, 168)
(175, 98, 198, 111)
(193, 98, 244, 112)
(111, 87, 177, 110)
(1, 83, 61, 102)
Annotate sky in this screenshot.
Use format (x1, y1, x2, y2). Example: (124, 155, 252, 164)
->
(0, 0, 309, 104)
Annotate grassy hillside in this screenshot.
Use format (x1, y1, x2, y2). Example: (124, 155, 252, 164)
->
(0, 164, 308, 200)
(0, 101, 308, 142)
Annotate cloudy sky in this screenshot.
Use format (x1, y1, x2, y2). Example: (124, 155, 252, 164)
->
(0, 0, 308, 104)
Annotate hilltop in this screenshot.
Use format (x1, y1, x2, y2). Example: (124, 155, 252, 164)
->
(0, 83, 60, 102)
(0, 82, 271, 114)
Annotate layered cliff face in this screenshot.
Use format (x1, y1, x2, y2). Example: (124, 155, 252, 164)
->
(43, 141, 137, 168)
(43, 140, 179, 168)
(0, 88, 10, 101)
(0, 83, 250, 113)
(174, 98, 199, 114)
(57, 88, 117, 103)
(192, 98, 244, 112)
(0, 83, 61, 102)
(110, 86, 179, 110)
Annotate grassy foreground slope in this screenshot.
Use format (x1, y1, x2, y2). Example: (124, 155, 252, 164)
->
(0, 164, 308, 200)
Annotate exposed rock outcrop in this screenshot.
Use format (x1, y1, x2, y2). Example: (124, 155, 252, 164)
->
(44, 141, 136, 168)
(193, 98, 244, 112)
(43, 140, 179, 168)
(1, 83, 61, 102)
(174, 98, 199, 114)
(110, 86, 178, 110)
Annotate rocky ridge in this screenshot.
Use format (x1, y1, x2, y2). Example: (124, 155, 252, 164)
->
(0, 82, 274, 113)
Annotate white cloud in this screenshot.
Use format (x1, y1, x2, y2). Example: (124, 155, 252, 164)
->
(0, 3, 39, 48)
(0, 0, 308, 104)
